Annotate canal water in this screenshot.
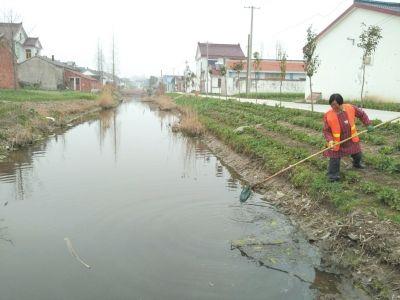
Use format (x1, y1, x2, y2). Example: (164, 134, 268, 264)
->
(0, 100, 360, 299)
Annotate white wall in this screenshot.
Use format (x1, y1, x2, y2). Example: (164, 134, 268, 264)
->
(308, 8, 400, 102)
(226, 77, 305, 95)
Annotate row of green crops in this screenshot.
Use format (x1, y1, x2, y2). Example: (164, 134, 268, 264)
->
(172, 95, 400, 220)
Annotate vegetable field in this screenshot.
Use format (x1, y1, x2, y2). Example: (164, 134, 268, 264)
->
(173, 95, 400, 222)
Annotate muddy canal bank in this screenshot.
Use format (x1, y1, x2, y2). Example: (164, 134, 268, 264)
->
(0, 88, 126, 161)
(151, 94, 400, 299)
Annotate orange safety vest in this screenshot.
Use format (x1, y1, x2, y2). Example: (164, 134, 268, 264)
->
(325, 104, 360, 151)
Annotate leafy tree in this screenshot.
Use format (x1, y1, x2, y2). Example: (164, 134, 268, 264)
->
(357, 23, 382, 107)
(220, 65, 227, 100)
(184, 70, 196, 92)
(303, 26, 320, 112)
(278, 50, 287, 107)
(232, 61, 244, 100)
(208, 68, 213, 94)
(253, 52, 261, 102)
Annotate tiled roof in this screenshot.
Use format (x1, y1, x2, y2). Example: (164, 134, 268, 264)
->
(227, 59, 305, 73)
(198, 43, 245, 59)
(355, 0, 400, 12)
(65, 69, 99, 81)
(0, 22, 22, 41)
(317, 0, 400, 40)
(24, 37, 41, 48)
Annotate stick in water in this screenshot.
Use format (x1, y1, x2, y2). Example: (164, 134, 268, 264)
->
(64, 237, 91, 269)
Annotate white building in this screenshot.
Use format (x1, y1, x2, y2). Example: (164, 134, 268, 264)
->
(195, 42, 245, 93)
(307, 0, 400, 102)
(226, 59, 306, 95)
(0, 23, 42, 63)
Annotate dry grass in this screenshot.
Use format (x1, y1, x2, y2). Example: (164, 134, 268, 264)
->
(154, 96, 177, 111)
(98, 86, 115, 109)
(8, 125, 33, 147)
(172, 107, 205, 137)
(141, 95, 177, 111)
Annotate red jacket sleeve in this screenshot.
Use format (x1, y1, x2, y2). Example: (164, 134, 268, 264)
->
(353, 105, 371, 126)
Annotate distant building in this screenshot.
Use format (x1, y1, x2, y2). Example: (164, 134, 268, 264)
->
(0, 22, 42, 63)
(225, 59, 306, 95)
(162, 75, 185, 92)
(18, 56, 100, 91)
(195, 42, 246, 93)
(307, 0, 400, 102)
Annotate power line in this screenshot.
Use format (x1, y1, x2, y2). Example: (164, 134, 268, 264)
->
(270, 0, 350, 38)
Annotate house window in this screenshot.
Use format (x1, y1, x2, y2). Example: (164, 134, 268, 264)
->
(25, 49, 32, 59)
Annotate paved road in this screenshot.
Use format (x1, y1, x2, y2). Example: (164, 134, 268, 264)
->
(197, 94, 400, 123)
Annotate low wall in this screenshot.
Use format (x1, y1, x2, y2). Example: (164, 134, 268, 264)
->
(226, 78, 305, 95)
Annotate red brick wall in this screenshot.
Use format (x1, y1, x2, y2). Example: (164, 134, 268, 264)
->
(64, 70, 101, 92)
(0, 41, 16, 89)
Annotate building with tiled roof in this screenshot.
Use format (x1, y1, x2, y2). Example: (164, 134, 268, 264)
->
(195, 42, 245, 93)
(18, 56, 100, 91)
(0, 22, 42, 63)
(309, 0, 400, 102)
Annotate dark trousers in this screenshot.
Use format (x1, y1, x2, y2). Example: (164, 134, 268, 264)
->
(328, 152, 362, 180)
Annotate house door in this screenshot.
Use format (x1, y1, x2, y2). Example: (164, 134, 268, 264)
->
(75, 78, 81, 91)
(69, 77, 81, 91)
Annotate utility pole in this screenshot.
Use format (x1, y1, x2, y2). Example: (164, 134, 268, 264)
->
(244, 6, 260, 95)
(206, 41, 209, 96)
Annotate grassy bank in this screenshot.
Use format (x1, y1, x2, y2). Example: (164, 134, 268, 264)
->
(0, 88, 119, 158)
(170, 94, 400, 223)
(0, 89, 97, 102)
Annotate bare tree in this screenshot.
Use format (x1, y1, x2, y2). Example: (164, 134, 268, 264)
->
(357, 22, 382, 107)
(96, 39, 105, 86)
(111, 33, 118, 87)
(2, 10, 21, 89)
(278, 50, 287, 107)
(303, 26, 320, 112)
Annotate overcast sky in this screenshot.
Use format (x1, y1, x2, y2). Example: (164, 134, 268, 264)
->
(2, 0, 399, 78)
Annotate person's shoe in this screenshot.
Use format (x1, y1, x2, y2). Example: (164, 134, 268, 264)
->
(329, 177, 340, 182)
(353, 163, 365, 169)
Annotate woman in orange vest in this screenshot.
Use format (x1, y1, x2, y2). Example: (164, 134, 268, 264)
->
(323, 93, 374, 182)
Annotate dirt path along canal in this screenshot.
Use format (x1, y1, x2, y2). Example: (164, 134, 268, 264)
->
(0, 100, 367, 299)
